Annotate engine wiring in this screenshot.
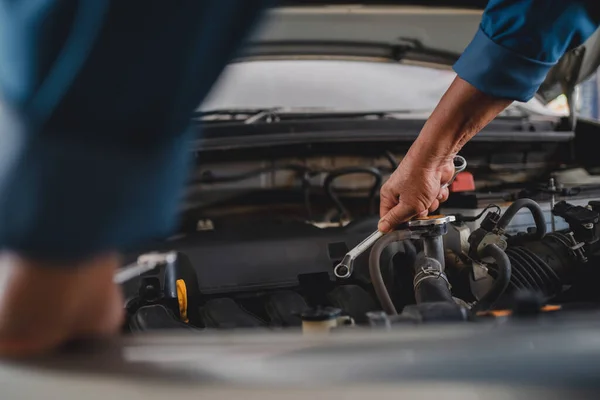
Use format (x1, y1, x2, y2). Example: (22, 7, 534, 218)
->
(453, 203, 502, 223)
(191, 164, 318, 221)
(191, 154, 394, 222)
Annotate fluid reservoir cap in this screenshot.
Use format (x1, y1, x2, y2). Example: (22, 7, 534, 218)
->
(589, 200, 600, 212)
(301, 306, 342, 322)
(408, 215, 456, 228)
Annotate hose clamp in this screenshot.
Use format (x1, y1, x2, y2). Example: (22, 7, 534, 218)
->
(413, 267, 451, 290)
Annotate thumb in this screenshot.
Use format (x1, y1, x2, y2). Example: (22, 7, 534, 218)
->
(378, 200, 417, 233)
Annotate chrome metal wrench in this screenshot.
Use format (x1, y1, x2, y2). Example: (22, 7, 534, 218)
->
(334, 230, 384, 278)
(441, 155, 467, 189)
(333, 155, 467, 279)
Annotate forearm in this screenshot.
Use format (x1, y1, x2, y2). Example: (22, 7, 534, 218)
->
(379, 0, 600, 229)
(409, 77, 512, 164)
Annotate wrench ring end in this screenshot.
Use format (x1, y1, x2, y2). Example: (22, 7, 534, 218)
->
(334, 263, 352, 279)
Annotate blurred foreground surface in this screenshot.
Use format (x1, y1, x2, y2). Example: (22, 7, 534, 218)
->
(3, 316, 600, 399)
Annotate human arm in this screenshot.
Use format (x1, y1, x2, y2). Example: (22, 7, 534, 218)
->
(378, 77, 511, 232)
(379, 0, 600, 231)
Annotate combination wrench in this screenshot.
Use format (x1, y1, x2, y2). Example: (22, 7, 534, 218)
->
(333, 155, 466, 279)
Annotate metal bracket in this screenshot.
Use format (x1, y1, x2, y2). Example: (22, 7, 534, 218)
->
(471, 261, 489, 282)
(114, 251, 177, 284)
(407, 215, 456, 228)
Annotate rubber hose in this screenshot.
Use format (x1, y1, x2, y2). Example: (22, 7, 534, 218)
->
(403, 239, 418, 264)
(496, 198, 546, 240)
(369, 230, 414, 315)
(384, 151, 399, 169)
(471, 244, 512, 313)
(413, 256, 453, 304)
(324, 167, 383, 218)
(415, 277, 454, 304)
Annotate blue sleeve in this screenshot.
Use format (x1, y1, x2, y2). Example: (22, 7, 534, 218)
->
(454, 0, 600, 102)
(0, 0, 271, 262)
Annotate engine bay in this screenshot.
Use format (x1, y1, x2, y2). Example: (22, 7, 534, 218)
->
(119, 135, 600, 333)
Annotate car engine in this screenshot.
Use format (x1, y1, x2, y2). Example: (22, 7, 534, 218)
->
(112, 110, 600, 333)
(121, 174, 600, 332)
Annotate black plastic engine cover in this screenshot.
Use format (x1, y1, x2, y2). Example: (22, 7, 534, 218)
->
(129, 217, 380, 296)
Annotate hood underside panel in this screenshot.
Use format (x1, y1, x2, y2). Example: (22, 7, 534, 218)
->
(246, 3, 600, 103)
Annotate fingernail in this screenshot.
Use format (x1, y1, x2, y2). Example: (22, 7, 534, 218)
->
(378, 220, 391, 233)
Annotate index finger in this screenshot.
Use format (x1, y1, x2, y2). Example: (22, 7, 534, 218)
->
(378, 199, 418, 233)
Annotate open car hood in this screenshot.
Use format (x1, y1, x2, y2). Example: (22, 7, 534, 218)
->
(245, 1, 600, 105)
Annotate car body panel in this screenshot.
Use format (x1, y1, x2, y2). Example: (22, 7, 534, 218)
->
(244, 3, 600, 104)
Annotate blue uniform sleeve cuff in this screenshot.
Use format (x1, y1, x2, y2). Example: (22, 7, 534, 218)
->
(453, 27, 556, 102)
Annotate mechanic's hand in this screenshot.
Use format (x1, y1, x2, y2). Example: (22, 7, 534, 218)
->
(378, 145, 456, 233)
(0, 253, 123, 357)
